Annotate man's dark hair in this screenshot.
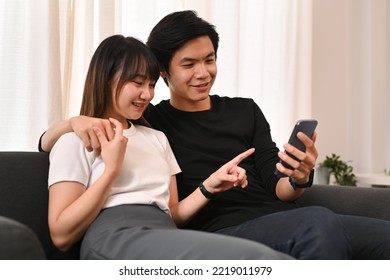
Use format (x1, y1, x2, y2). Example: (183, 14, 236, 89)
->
(146, 10, 219, 85)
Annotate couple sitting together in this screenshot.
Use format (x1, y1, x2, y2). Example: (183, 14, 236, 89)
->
(40, 10, 390, 260)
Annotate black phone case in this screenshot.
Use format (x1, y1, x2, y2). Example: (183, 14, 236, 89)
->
(275, 119, 318, 178)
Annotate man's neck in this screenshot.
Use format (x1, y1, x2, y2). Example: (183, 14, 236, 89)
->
(170, 95, 212, 112)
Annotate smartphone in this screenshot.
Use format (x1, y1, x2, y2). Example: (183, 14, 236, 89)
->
(275, 119, 318, 178)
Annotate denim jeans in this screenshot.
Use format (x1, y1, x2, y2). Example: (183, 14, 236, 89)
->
(216, 206, 390, 259)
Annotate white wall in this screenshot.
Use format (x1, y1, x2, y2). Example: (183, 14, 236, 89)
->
(312, 0, 389, 173)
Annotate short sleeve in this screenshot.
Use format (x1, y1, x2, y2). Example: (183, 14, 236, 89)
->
(48, 132, 94, 188)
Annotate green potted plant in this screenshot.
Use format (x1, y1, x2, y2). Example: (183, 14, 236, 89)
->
(319, 153, 357, 186)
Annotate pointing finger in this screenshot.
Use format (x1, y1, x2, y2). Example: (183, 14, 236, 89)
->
(230, 148, 255, 165)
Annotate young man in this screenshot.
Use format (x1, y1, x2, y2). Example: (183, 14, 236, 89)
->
(40, 10, 390, 259)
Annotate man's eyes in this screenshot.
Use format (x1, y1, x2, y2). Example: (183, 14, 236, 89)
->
(182, 59, 215, 68)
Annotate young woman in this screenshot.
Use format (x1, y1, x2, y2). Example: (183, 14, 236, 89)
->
(47, 34, 290, 260)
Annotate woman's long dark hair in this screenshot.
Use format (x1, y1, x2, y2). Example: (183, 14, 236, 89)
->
(80, 35, 160, 126)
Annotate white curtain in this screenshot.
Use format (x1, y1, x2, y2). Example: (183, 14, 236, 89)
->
(309, 0, 390, 174)
(346, 0, 390, 173)
(0, 0, 62, 151)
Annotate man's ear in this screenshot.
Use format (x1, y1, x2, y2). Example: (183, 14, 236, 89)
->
(160, 71, 167, 78)
(160, 70, 169, 86)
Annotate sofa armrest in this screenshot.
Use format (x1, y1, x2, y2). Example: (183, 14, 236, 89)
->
(296, 185, 390, 221)
(0, 216, 46, 259)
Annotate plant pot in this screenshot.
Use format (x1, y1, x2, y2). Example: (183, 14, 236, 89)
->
(314, 166, 330, 185)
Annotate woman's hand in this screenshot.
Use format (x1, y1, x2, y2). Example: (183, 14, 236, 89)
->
(202, 148, 255, 195)
(93, 118, 128, 177)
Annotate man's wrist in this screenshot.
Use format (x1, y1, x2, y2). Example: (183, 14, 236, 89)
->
(289, 169, 315, 191)
(198, 182, 217, 199)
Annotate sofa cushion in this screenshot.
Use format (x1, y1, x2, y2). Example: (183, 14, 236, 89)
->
(0, 151, 80, 259)
(296, 184, 390, 221)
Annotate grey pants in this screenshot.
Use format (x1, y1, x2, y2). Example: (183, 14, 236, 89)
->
(80, 204, 292, 260)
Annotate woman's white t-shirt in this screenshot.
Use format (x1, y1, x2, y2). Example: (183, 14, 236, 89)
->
(48, 123, 181, 214)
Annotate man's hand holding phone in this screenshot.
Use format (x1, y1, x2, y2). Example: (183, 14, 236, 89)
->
(275, 119, 318, 185)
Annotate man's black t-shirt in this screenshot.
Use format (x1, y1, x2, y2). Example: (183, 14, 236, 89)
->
(144, 95, 298, 232)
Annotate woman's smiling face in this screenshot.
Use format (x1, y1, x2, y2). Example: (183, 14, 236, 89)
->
(104, 75, 156, 127)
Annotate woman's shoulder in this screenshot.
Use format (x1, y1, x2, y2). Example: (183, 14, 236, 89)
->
(135, 125, 170, 148)
(57, 132, 83, 145)
(135, 125, 167, 139)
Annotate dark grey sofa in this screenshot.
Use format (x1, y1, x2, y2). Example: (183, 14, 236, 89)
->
(0, 152, 80, 259)
(1, 151, 390, 259)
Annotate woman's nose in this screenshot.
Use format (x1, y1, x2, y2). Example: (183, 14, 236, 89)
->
(140, 86, 153, 100)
